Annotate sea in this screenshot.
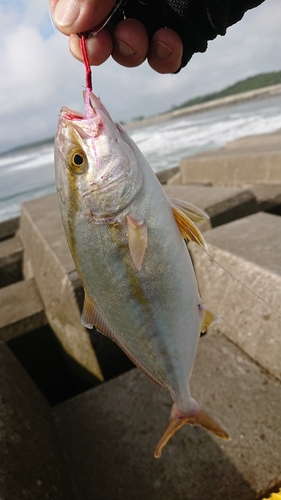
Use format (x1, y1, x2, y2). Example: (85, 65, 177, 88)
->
(0, 94, 280, 223)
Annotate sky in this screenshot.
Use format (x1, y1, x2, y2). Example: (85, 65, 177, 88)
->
(0, 0, 280, 153)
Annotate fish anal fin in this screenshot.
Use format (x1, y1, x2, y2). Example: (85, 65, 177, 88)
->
(154, 402, 229, 458)
(171, 204, 207, 249)
(126, 214, 147, 271)
(82, 291, 167, 391)
(201, 308, 222, 334)
(82, 291, 113, 336)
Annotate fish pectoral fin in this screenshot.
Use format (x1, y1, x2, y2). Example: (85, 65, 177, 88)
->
(170, 202, 207, 249)
(169, 197, 209, 223)
(126, 214, 147, 271)
(201, 308, 222, 334)
(154, 402, 229, 458)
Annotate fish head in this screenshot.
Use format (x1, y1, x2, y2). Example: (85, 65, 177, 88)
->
(55, 91, 143, 221)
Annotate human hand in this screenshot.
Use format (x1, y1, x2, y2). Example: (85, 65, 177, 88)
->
(50, 0, 183, 73)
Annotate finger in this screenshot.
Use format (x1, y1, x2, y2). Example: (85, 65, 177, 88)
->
(69, 30, 113, 65)
(112, 19, 149, 68)
(148, 28, 183, 74)
(50, 0, 115, 35)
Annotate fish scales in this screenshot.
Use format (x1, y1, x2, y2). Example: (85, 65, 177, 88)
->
(55, 91, 229, 457)
(69, 151, 199, 395)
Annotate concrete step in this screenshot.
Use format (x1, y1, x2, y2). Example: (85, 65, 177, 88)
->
(179, 130, 281, 187)
(0, 235, 23, 287)
(163, 184, 256, 231)
(0, 341, 76, 500)
(225, 130, 281, 150)
(189, 211, 281, 381)
(247, 183, 281, 212)
(54, 331, 281, 500)
(156, 165, 179, 185)
(0, 278, 47, 341)
(20, 193, 103, 382)
(0, 216, 20, 241)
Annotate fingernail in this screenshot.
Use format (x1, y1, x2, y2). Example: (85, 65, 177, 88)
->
(155, 41, 172, 59)
(115, 40, 136, 57)
(54, 0, 80, 27)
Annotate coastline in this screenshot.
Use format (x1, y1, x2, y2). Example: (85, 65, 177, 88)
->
(125, 83, 281, 131)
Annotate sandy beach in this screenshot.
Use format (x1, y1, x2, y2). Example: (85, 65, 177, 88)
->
(125, 83, 281, 130)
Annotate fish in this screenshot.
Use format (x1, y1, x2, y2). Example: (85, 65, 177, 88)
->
(54, 91, 229, 457)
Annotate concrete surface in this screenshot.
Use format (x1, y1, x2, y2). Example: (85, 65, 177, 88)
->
(164, 184, 256, 230)
(20, 193, 103, 382)
(54, 332, 281, 500)
(247, 183, 281, 212)
(0, 278, 47, 341)
(166, 171, 183, 185)
(0, 235, 23, 287)
(0, 341, 75, 500)
(156, 165, 179, 184)
(0, 216, 20, 241)
(225, 130, 281, 150)
(179, 131, 281, 187)
(189, 212, 281, 381)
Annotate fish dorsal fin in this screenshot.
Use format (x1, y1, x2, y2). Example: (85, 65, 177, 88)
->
(169, 197, 209, 223)
(170, 199, 207, 249)
(201, 308, 222, 334)
(82, 291, 167, 391)
(126, 214, 147, 271)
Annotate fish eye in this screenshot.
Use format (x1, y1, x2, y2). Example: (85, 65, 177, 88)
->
(68, 148, 87, 174)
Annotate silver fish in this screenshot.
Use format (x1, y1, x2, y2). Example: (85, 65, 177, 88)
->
(54, 91, 229, 457)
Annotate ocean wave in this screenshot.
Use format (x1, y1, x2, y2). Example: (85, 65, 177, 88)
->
(0, 94, 280, 222)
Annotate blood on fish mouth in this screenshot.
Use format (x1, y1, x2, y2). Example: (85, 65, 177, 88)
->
(62, 112, 85, 121)
(61, 107, 86, 121)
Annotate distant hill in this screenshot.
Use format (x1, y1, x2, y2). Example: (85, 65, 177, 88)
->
(171, 70, 281, 111)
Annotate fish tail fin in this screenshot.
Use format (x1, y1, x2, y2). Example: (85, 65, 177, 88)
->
(154, 402, 229, 458)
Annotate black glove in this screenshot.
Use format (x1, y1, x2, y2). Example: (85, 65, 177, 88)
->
(112, 0, 265, 72)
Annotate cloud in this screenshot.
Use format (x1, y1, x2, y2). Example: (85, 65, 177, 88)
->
(0, 0, 280, 153)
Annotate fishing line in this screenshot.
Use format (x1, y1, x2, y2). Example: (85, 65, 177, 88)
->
(78, 1, 125, 169)
(202, 248, 281, 316)
(79, 35, 101, 169)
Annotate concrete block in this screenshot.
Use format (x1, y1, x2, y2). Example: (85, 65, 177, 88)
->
(166, 171, 183, 185)
(189, 212, 281, 380)
(156, 166, 179, 185)
(0, 216, 20, 241)
(247, 183, 281, 212)
(180, 142, 281, 187)
(225, 130, 281, 150)
(0, 341, 75, 499)
(0, 235, 23, 287)
(54, 332, 281, 500)
(163, 184, 256, 231)
(0, 278, 47, 341)
(20, 193, 103, 381)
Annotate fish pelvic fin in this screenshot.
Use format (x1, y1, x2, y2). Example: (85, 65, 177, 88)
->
(170, 198, 207, 249)
(201, 308, 222, 334)
(126, 214, 148, 271)
(154, 402, 229, 458)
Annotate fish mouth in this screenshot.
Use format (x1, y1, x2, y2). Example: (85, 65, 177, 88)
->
(60, 91, 102, 122)
(60, 107, 86, 121)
